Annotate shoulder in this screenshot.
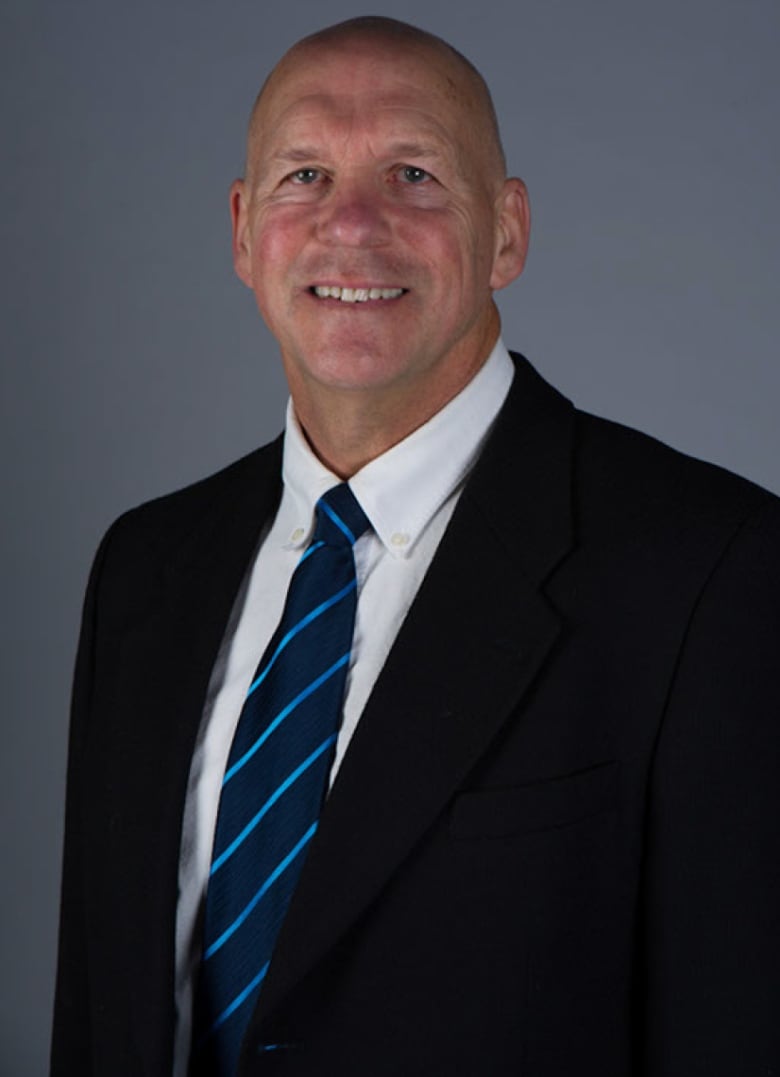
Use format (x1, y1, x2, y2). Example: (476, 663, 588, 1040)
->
(101, 435, 284, 565)
(573, 406, 778, 550)
(512, 351, 777, 541)
(80, 437, 284, 633)
(577, 408, 780, 626)
(500, 352, 780, 588)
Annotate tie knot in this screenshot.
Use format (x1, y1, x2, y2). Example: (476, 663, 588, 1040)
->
(314, 484, 370, 548)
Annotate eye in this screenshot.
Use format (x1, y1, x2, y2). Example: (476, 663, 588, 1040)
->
(289, 168, 322, 185)
(399, 165, 432, 184)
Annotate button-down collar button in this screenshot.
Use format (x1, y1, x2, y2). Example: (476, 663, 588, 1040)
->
(290, 527, 305, 543)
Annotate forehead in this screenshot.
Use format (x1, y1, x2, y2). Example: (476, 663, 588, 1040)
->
(254, 42, 473, 153)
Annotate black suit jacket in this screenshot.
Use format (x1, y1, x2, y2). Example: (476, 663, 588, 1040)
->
(51, 355, 780, 1076)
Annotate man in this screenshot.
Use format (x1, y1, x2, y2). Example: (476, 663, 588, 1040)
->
(51, 16, 780, 1077)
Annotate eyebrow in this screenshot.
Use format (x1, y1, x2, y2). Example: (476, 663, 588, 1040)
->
(271, 147, 325, 164)
(384, 142, 444, 160)
(269, 142, 446, 165)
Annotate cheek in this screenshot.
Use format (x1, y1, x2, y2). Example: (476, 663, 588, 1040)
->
(247, 229, 300, 322)
(419, 207, 493, 286)
(435, 232, 494, 312)
(250, 227, 288, 280)
(247, 206, 306, 278)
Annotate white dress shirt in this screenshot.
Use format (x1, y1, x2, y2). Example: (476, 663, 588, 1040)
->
(172, 340, 514, 1075)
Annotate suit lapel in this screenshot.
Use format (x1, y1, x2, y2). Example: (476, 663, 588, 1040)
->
(102, 441, 283, 1075)
(254, 355, 576, 1025)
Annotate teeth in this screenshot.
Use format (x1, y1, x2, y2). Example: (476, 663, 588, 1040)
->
(313, 286, 404, 302)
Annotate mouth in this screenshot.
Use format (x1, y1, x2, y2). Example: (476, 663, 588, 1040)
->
(310, 285, 407, 304)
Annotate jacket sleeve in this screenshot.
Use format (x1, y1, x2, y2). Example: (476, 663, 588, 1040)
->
(643, 497, 780, 1074)
(50, 523, 116, 1077)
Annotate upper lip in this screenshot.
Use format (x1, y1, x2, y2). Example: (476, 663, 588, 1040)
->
(311, 282, 405, 289)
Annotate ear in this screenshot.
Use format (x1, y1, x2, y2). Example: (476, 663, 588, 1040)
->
(490, 178, 531, 291)
(230, 178, 253, 288)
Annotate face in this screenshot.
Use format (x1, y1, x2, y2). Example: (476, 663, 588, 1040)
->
(231, 38, 529, 413)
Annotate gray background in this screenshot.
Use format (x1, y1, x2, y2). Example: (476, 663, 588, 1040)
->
(2, 0, 778, 1072)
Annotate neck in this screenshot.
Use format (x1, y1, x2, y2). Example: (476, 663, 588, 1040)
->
(289, 335, 498, 478)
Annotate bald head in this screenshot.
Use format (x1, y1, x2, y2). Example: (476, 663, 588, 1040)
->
(246, 17, 507, 187)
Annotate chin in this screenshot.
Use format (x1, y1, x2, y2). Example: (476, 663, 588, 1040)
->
(294, 338, 413, 392)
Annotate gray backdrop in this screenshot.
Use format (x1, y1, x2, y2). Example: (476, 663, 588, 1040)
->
(2, 0, 778, 1072)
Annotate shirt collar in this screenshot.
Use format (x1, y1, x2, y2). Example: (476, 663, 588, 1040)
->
(280, 339, 515, 558)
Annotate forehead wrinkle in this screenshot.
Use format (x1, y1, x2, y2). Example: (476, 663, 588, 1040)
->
(264, 88, 462, 131)
(256, 105, 460, 175)
(254, 63, 471, 146)
(271, 142, 446, 164)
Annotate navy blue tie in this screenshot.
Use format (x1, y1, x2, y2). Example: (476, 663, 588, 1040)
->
(192, 483, 370, 1076)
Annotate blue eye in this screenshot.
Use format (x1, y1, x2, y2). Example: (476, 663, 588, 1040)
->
(291, 169, 321, 184)
(401, 166, 430, 184)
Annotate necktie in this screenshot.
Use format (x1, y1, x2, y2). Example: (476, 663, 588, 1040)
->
(191, 483, 370, 1076)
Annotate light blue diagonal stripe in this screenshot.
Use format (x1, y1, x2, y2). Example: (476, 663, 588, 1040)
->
(204, 822, 318, 960)
(210, 960, 270, 1033)
(211, 734, 337, 876)
(319, 498, 356, 544)
(246, 580, 356, 698)
(298, 539, 324, 564)
(224, 654, 350, 786)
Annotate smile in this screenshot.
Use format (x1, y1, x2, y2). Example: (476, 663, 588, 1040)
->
(311, 286, 406, 303)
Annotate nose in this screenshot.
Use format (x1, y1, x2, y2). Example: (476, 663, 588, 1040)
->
(316, 179, 391, 248)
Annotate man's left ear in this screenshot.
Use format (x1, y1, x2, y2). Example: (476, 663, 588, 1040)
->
(490, 178, 530, 290)
(230, 179, 254, 289)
